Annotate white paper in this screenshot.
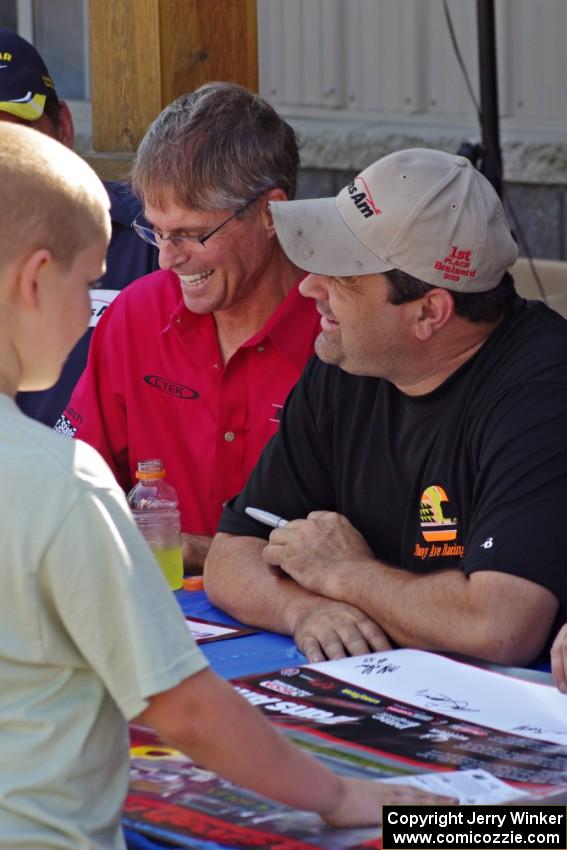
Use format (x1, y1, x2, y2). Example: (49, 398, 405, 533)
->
(185, 618, 240, 642)
(381, 768, 529, 804)
(89, 289, 119, 327)
(308, 649, 567, 744)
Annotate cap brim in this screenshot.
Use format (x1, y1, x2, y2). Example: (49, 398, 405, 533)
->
(271, 197, 393, 277)
(0, 93, 46, 121)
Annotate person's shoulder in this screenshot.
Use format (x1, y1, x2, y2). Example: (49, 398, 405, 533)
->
(469, 299, 567, 405)
(70, 439, 123, 492)
(496, 299, 567, 372)
(508, 298, 567, 335)
(103, 180, 141, 227)
(1, 407, 117, 495)
(525, 298, 567, 335)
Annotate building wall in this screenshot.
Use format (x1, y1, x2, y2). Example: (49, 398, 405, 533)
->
(2, 0, 566, 262)
(259, 0, 567, 262)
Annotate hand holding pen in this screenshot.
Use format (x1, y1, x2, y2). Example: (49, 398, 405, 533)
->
(244, 505, 389, 663)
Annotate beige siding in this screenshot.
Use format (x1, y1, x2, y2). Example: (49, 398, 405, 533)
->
(258, 0, 567, 139)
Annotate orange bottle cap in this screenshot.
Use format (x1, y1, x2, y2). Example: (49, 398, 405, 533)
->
(135, 469, 166, 480)
(183, 576, 204, 591)
(136, 459, 166, 480)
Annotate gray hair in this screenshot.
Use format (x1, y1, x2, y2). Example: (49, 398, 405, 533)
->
(132, 82, 299, 213)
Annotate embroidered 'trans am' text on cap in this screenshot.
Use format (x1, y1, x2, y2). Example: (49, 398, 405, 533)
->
(0, 27, 58, 121)
(270, 148, 518, 293)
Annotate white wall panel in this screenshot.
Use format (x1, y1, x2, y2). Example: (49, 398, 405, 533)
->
(320, 0, 344, 107)
(259, 0, 343, 107)
(427, 0, 479, 117)
(400, 0, 428, 114)
(377, 0, 408, 112)
(258, 0, 283, 100)
(502, 0, 567, 122)
(281, 0, 303, 103)
(258, 0, 567, 135)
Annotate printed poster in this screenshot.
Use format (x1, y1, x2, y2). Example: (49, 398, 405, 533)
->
(124, 650, 567, 848)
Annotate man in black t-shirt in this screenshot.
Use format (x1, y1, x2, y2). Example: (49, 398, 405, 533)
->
(204, 148, 567, 668)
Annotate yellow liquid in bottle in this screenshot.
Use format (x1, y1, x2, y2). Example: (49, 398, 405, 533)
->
(154, 546, 183, 590)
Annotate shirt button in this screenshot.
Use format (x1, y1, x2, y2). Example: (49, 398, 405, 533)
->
(257, 345, 265, 352)
(224, 431, 236, 442)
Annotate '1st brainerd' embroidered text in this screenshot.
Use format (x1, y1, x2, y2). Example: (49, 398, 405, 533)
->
(434, 246, 477, 282)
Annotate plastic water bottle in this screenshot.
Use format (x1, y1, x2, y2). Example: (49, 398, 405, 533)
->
(127, 458, 183, 590)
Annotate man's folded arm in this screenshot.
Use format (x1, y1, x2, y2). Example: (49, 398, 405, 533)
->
(204, 531, 393, 662)
(205, 532, 313, 633)
(330, 558, 559, 666)
(255, 508, 560, 666)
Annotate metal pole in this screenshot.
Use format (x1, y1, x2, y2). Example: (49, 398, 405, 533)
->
(477, 0, 502, 196)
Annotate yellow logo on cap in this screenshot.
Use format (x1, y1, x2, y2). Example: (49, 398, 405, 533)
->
(0, 93, 46, 121)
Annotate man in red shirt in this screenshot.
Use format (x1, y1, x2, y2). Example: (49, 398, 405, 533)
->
(57, 82, 320, 572)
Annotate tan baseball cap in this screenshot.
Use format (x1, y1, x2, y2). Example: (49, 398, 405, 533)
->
(270, 148, 518, 292)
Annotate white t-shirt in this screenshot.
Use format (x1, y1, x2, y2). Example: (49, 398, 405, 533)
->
(0, 395, 208, 849)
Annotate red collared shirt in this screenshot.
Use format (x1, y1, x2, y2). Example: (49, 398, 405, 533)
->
(57, 270, 319, 535)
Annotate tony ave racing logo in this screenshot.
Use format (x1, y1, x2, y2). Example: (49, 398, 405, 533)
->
(414, 484, 464, 561)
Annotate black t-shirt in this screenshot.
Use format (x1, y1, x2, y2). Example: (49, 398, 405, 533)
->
(219, 298, 567, 623)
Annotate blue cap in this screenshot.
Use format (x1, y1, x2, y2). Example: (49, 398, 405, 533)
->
(0, 27, 59, 121)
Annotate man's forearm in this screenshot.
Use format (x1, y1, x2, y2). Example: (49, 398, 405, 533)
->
(204, 532, 324, 634)
(261, 511, 559, 665)
(182, 533, 212, 574)
(331, 559, 558, 665)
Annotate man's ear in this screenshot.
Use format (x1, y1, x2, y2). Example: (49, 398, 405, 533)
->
(261, 188, 288, 237)
(56, 100, 75, 148)
(17, 249, 52, 310)
(413, 288, 455, 341)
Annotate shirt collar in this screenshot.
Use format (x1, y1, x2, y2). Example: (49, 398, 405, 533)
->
(164, 276, 316, 371)
(240, 278, 316, 371)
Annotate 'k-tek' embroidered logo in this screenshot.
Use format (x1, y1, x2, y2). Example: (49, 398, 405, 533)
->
(144, 375, 199, 400)
(414, 484, 464, 561)
(347, 176, 382, 219)
(433, 245, 477, 284)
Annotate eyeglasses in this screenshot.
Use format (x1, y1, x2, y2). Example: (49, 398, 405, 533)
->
(131, 204, 249, 250)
